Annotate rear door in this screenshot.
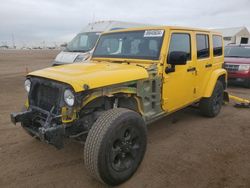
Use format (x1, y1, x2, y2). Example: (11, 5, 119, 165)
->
(162, 30, 197, 112)
(194, 32, 212, 98)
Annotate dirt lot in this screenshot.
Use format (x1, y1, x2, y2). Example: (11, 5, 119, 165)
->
(0, 50, 250, 188)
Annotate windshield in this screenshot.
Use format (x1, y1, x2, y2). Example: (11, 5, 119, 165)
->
(225, 46, 250, 58)
(92, 30, 164, 60)
(65, 32, 100, 52)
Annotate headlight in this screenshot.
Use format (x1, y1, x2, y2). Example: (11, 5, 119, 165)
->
(239, 64, 250, 71)
(64, 89, 75, 106)
(74, 55, 85, 62)
(74, 53, 90, 62)
(24, 79, 31, 93)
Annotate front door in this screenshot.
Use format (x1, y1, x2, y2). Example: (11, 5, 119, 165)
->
(162, 31, 197, 113)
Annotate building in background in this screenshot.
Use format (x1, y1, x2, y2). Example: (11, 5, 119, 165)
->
(214, 27, 250, 46)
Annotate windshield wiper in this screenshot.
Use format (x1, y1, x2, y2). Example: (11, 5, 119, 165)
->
(94, 58, 132, 64)
(69, 50, 87, 53)
(78, 50, 88, 53)
(64, 48, 88, 53)
(112, 59, 132, 64)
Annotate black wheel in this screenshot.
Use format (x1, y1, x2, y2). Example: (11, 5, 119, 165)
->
(244, 79, 250, 88)
(84, 108, 147, 186)
(199, 81, 224, 117)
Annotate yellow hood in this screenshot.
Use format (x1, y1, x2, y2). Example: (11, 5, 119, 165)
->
(28, 62, 149, 92)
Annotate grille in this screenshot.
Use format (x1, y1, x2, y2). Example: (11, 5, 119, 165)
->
(33, 84, 60, 112)
(224, 64, 239, 72)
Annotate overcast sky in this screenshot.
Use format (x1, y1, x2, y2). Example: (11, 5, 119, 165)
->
(0, 0, 250, 47)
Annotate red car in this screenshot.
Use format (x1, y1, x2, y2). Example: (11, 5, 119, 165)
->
(224, 45, 250, 88)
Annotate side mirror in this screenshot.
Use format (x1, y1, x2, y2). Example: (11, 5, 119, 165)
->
(168, 51, 188, 65)
(165, 51, 188, 74)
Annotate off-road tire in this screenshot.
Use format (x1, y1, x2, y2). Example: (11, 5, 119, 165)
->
(245, 79, 250, 88)
(84, 108, 147, 186)
(199, 81, 224, 117)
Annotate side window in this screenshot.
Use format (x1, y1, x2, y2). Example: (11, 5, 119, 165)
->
(169, 33, 191, 60)
(213, 35, 223, 56)
(196, 34, 209, 59)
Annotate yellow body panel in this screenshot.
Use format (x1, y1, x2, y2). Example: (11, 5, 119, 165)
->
(162, 30, 197, 112)
(159, 27, 226, 112)
(203, 69, 227, 97)
(194, 31, 214, 98)
(28, 62, 149, 92)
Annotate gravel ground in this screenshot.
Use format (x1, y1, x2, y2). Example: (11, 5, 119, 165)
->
(0, 50, 249, 188)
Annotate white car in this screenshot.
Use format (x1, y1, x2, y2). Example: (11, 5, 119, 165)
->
(53, 20, 152, 66)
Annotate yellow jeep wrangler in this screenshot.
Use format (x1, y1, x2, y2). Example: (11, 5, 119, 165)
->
(11, 26, 227, 185)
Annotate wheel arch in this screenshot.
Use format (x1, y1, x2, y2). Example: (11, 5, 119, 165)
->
(81, 91, 144, 116)
(203, 69, 227, 98)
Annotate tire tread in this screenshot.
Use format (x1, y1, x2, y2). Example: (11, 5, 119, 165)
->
(84, 108, 136, 183)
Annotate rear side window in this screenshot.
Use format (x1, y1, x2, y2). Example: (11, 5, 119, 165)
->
(213, 35, 223, 56)
(169, 33, 191, 60)
(196, 34, 209, 59)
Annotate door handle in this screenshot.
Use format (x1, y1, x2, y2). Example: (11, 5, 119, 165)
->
(187, 67, 196, 72)
(205, 64, 212, 68)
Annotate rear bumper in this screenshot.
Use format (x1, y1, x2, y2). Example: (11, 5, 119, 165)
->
(227, 71, 250, 85)
(228, 71, 250, 79)
(228, 77, 250, 86)
(10, 107, 65, 149)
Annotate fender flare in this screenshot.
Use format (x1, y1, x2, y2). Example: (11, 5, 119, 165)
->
(82, 93, 144, 115)
(203, 69, 227, 98)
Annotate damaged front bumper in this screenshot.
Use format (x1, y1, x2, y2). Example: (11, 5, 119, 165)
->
(10, 106, 65, 149)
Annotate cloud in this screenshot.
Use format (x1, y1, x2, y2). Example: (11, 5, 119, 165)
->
(0, 0, 249, 47)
